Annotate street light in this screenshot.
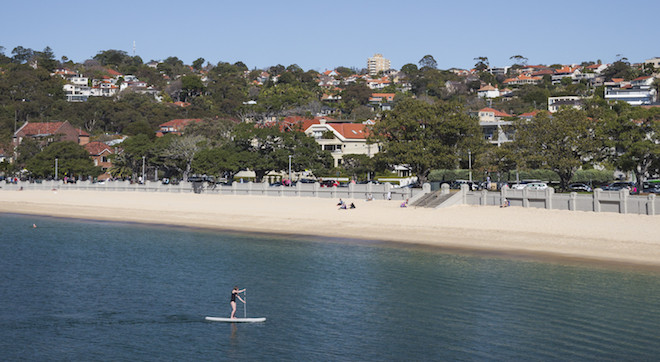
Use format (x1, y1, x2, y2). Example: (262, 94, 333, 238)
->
(142, 156, 146, 184)
(468, 150, 472, 183)
(288, 155, 292, 184)
(55, 158, 58, 180)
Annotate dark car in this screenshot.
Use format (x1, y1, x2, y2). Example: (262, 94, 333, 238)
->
(297, 178, 317, 184)
(601, 182, 635, 191)
(568, 183, 592, 192)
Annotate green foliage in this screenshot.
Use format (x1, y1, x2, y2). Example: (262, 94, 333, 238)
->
(231, 122, 332, 181)
(571, 169, 614, 184)
(371, 97, 484, 184)
(340, 82, 371, 112)
(26, 141, 100, 179)
(418, 55, 437, 70)
(513, 108, 598, 190)
(599, 107, 660, 189)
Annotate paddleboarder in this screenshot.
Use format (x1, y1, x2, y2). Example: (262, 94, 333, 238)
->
(230, 286, 246, 319)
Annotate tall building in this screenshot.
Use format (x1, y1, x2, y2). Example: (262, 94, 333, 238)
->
(367, 54, 391, 76)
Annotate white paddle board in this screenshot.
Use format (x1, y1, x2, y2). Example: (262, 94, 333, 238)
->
(205, 316, 266, 323)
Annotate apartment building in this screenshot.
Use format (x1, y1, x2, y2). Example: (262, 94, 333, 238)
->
(367, 54, 391, 76)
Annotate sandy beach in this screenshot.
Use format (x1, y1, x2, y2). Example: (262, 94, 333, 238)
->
(1, 189, 660, 267)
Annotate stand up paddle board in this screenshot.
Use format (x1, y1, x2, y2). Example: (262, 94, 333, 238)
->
(205, 316, 266, 323)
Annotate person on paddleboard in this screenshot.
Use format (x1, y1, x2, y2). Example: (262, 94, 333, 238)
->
(230, 286, 246, 319)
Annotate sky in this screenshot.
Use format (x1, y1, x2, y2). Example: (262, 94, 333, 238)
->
(2, 0, 658, 72)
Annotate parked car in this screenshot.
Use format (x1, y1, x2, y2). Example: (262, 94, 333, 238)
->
(601, 182, 635, 191)
(525, 182, 548, 190)
(320, 180, 339, 187)
(297, 178, 316, 184)
(509, 182, 528, 190)
(643, 183, 660, 193)
(450, 180, 478, 191)
(568, 183, 592, 192)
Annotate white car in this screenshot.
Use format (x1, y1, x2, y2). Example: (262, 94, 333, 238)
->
(525, 182, 548, 190)
(510, 183, 527, 190)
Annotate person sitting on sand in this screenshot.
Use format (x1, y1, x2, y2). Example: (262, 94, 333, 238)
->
(500, 198, 510, 208)
(339, 203, 347, 210)
(350, 202, 356, 209)
(337, 198, 344, 206)
(366, 193, 374, 201)
(230, 286, 246, 319)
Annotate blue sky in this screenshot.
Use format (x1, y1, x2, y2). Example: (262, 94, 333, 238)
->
(2, 0, 657, 72)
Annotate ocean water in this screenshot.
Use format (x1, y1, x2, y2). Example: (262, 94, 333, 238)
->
(1, 214, 660, 361)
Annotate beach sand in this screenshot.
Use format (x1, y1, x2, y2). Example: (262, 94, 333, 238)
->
(2, 189, 660, 267)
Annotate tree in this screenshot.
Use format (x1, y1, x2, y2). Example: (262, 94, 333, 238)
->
(418, 55, 437, 70)
(26, 141, 101, 179)
(342, 154, 375, 181)
(192, 57, 205, 70)
(340, 82, 371, 112)
(11, 46, 34, 64)
(513, 108, 598, 190)
(192, 144, 243, 179)
(509, 55, 528, 66)
(159, 134, 207, 180)
(474, 56, 489, 72)
(370, 97, 484, 184)
(599, 108, 660, 190)
(231, 122, 332, 181)
(109, 134, 153, 179)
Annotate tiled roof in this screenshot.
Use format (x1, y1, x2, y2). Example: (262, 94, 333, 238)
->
(330, 123, 370, 139)
(519, 110, 541, 117)
(479, 108, 512, 117)
(159, 119, 202, 128)
(20, 121, 67, 136)
(84, 141, 113, 155)
(478, 84, 498, 91)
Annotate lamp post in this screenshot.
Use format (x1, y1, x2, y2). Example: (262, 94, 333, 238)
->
(468, 150, 472, 183)
(55, 158, 58, 180)
(288, 155, 292, 184)
(142, 156, 146, 184)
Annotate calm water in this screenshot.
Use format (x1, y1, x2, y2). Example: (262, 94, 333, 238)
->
(2, 214, 660, 361)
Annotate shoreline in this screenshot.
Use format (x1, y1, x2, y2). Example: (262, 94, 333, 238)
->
(2, 190, 660, 269)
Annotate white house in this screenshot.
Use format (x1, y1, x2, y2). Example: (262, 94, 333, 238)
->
(303, 119, 377, 167)
(604, 76, 657, 106)
(477, 108, 514, 146)
(548, 96, 585, 113)
(477, 84, 500, 98)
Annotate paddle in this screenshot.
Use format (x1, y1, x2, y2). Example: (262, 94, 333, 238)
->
(244, 289, 247, 318)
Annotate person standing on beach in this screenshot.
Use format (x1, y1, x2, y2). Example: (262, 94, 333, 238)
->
(230, 286, 245, 318)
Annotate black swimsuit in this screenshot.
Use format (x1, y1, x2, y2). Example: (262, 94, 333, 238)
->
(231, 291, 236, 302)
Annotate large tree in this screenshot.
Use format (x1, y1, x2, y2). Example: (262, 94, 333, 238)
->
(232, 122, 332, 181)
(600, 108, 660, 190)
(513, 108, 598, 190)
(370, 97, 483, 184)
(26, 141, 101, 179)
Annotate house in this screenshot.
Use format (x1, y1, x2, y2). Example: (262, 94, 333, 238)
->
(156, 119, 202, 137)
(604, 76, 657, 105)
(304, 119, 377, 167)
(13, 121, 89, 148)
(503, 73, 542, 85)
(551, 65, 582, 84)
(585, 63, 609, 73)
(366, 77, 391, 90)
(84, 141, 115, 180)
(369, 93, 395, 103)
(645, 57, 660, 69)
(477, 84, 500, 98)
(477, 108, 514, 146)
(548, 96, 585, 112)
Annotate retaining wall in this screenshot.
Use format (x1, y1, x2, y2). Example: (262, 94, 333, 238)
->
(0, 179, 419, 201)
